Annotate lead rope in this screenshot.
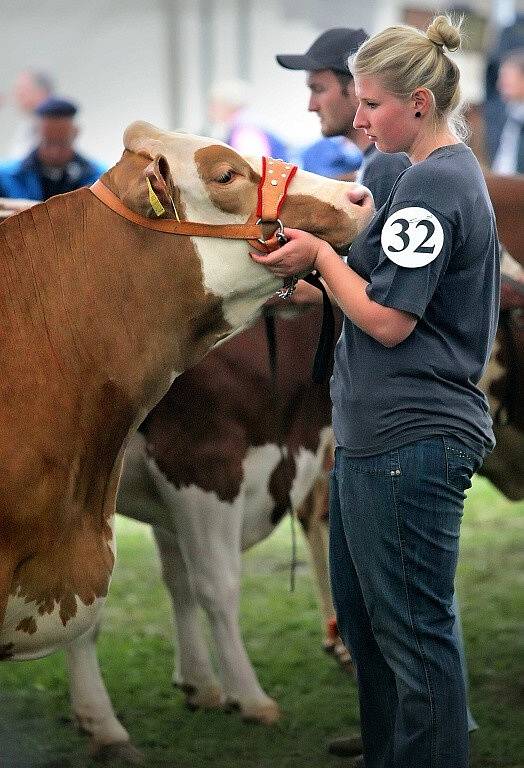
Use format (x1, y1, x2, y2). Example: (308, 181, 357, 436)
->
(263, 303, 298, 593)
(303, 271, 336, 384)
(289, 499, 297, 593)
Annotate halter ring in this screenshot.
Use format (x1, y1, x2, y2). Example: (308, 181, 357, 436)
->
(256, 218, 285, 246)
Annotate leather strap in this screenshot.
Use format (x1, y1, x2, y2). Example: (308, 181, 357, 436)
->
(257, 157, 298, 221)
(303, 271, 336, 384)
(90, 180, 264, 240)
(90, 154, 298, 252)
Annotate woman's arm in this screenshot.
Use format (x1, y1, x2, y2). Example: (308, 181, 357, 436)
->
(251, 229, 416, 347)
(315, 240, 417, 347)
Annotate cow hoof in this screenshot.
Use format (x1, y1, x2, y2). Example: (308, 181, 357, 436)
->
(89, 740, 145, 764)
(334, 642, 354, 673)
(184, 684, 224, 711)
(324, 639, 354, 674)
(239, 698, 281, 725)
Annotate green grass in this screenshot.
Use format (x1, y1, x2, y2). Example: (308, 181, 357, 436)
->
(0, 476, 522, 767)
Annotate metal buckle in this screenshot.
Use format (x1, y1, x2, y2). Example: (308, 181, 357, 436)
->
(276, 275, 299, 300)
(255, 216, 296, 299)
(256, 217, 285, 245)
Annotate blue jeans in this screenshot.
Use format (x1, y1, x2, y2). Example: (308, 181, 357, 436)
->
(329, 436, 482, 768)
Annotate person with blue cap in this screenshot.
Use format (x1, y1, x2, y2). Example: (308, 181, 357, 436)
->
(0, 96, 105, 202)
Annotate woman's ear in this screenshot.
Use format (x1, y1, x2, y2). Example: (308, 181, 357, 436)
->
(412, 87, 432, 118)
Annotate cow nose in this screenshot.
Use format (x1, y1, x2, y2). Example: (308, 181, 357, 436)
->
(346, 184, 373, 208)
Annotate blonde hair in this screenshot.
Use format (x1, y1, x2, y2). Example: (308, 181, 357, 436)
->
(350, 15, 467, 139)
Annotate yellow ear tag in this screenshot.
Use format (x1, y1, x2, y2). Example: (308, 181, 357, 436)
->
(146, 177, 166, 217)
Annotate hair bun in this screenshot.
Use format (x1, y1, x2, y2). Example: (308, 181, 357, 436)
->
(426, 15, 461, 52)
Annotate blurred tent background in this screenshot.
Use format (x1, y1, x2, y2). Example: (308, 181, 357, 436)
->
(0, 0, 522, 166)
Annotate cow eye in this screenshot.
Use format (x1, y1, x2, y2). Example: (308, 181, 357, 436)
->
(215, 170, 234, 184)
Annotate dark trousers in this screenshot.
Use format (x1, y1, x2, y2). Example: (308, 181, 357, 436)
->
(329, 436, 481, 768)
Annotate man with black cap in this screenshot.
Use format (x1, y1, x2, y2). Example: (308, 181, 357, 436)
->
(0, 96, 105, 202)
(276, 27, 410, 210)
(276, 28, 477, 765)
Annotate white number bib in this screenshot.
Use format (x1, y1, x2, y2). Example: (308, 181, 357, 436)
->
(380, 206, 444, 268)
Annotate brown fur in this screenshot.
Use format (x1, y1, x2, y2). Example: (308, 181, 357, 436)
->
(0, 151, 230, 637)
(485, 173, 524, 267)
(140, 306, 339, 507)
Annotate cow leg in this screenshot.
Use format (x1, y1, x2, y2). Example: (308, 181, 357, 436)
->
(196, 538, 280, 726)
(299, 480, 334, 635)
(298, 479, 353, 671)
(0, 557, 13, 628)
(153, 526, 223, 710)
(0, 551, 17, 657)
(150, 475, 280, 725)
(66, 627, 143, 764)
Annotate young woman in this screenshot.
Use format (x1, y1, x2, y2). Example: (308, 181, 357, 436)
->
(251, 16, 499, 768)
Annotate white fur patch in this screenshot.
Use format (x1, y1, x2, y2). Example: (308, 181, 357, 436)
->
(1, 591, 107, 661)
(143, 430, 332, 553)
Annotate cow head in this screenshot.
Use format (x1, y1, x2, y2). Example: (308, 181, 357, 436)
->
(101, 120, 372, 337)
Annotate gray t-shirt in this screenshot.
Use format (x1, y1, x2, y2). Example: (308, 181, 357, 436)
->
(331, 143, 500, 457)
(357, 145, 411, 209)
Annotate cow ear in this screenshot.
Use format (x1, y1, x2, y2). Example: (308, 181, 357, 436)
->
(144, 155, 176, 219)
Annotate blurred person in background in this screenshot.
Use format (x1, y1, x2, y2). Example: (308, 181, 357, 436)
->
(207, 78, 289, 160)
(277, 28, 409, 206)
(300, 134, 363, 180)
(0, 96, 105, 203)
(278, 29, 366, 180)
(492, 49, 524, 174)
(484, 14, 524, 163)
(9, 69, 55, 157)
(276, 23, 480, 763)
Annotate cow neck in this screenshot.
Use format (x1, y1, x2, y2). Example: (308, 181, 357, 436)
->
(89, 157, 297, 254)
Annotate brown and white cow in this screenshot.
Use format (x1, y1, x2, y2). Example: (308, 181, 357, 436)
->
(0, 120, 372, 755)
(65, 299, 523, 762)
(64, 304, 340, 760)
(479, 174, 524, 500)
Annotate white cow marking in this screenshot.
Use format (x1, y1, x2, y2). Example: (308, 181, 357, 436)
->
(2, 591, 106, 661)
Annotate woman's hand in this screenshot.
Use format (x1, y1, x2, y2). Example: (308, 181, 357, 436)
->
(250, 228, 332, 278)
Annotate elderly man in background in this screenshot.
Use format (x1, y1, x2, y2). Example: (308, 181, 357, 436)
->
(492, 49, 524, 174)
(0, 96, 104, 210)
(8, 69, 55, 157)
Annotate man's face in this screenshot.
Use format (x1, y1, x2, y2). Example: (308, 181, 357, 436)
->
(306, 70, 359, 137)
(13, 72, 48, 113)
(497, 60, 524, 103)
(37, 117, 78, 168)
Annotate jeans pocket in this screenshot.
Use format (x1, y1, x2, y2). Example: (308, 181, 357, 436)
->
(443, 439, 481, 493)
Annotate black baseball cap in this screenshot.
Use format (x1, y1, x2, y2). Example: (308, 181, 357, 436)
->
(276, 28, 368, 75)
(35, 97, 78, 118)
